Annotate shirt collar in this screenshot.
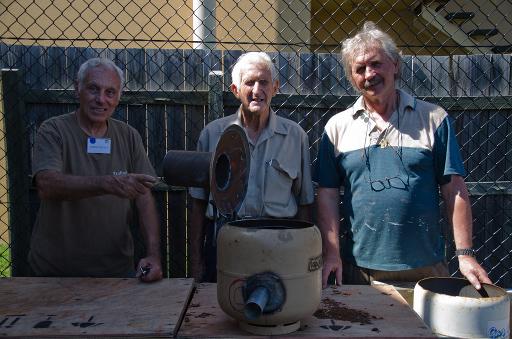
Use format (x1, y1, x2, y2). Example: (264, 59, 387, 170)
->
(234, 106, 287, 141)
(351, 89, 416, 119)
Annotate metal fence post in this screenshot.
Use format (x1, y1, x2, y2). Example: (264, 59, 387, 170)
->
(1, 69, 32, 276)
(208, 70, 223, 123)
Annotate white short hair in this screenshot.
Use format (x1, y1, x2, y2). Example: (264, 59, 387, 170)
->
(77, 58, 124, 94)
(231, 52, 277, 88)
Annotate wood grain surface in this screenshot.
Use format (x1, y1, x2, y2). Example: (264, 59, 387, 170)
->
(0, 277, 194, 338)
(178, 283, 436, 338)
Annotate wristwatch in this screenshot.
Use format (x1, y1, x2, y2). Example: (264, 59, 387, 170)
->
(455, 248, 476, 257)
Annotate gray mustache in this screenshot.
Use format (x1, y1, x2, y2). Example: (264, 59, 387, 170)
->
(364, 77, 382, 89)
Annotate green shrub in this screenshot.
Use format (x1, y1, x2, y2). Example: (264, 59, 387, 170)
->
(0, 242, 11, 277)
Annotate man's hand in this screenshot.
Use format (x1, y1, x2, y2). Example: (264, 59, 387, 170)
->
(458, 256, 492, 290)
(108, 174, 156, 199)
(136, 256, 163, 282)
(322, 254, 343, 288)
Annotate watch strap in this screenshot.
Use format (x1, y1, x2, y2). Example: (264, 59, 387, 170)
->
(455, 248, 475, 257)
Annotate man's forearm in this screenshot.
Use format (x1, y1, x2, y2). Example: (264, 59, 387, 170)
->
(36, 170, 156, 201)
(35, 170, 110, 200)
(136, 192, 161, 259)
(317, 187, 343, 286)
(441, 175, 492, 288)
(441, 175, 473, 249)
(317, 188, 341, 256)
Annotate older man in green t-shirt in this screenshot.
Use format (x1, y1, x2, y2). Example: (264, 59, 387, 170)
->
(29, 58, 163, 281)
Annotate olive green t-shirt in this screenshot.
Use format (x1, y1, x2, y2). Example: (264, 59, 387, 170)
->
(29, 112, 156, 277)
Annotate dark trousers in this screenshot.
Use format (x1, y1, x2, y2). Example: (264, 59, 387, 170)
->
(202, 218, 217, 283)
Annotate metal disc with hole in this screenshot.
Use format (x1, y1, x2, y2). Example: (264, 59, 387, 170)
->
(210, 124, 250, 216)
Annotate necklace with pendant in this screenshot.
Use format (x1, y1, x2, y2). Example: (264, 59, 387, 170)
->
(379, 123, 391, 148)
(367, 114, 391, 148)
(367, 93, 400, 148)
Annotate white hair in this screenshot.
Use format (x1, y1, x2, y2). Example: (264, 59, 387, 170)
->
(341, 21, 401, 85)
(231, 52, 278, 88)
(77, 58, 124, 95)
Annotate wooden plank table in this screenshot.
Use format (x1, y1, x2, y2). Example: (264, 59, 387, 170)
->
(0, 277, 194, 338)
(178, 283, 436, 338)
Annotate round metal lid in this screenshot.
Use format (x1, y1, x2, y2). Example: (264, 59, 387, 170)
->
(210, 124, 250, 216)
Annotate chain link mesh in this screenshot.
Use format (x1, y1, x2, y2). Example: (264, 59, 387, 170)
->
(0, 0, 511, 287)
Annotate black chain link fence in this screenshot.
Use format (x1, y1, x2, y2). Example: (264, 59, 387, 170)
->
(0, 0, 511, 287)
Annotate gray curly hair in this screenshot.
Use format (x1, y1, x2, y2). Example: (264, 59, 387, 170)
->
(341, 22, 401, 86)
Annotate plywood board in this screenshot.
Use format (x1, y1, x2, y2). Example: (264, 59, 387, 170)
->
(178, 283, 435, 338)
(0, 277, 194, 338)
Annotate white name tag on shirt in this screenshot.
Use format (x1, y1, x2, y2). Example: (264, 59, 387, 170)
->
(87, 137, 111, 154)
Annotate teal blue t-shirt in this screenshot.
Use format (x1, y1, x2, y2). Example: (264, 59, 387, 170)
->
(315, 90, 465, 270)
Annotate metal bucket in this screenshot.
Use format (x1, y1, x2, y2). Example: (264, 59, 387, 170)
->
(216, 218, 322, 335)
(413, 277, 510, 338)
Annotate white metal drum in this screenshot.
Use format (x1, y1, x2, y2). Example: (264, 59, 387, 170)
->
(413, 277, 510, 338)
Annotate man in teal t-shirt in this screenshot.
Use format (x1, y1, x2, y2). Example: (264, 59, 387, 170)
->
(315, 22, 491, 290)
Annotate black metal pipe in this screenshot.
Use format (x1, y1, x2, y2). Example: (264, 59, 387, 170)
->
(162, 150, 212, 187)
